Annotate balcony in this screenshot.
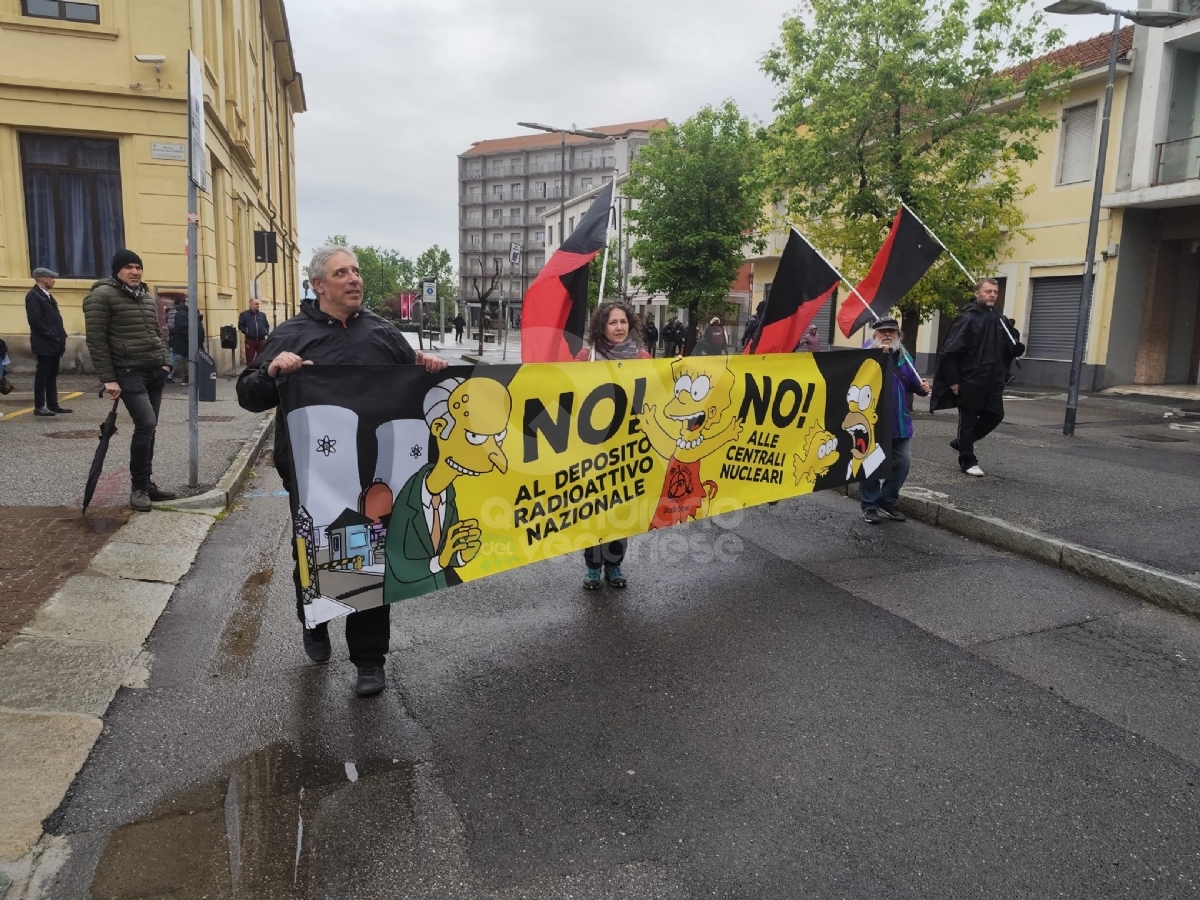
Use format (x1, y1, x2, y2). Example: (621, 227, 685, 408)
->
(1154, 134, 1200, 186)
(485, 165, 526, 177)
(462, 169, 486, 181)
(485, 190, 525, 202)
(573, 156, 616, 171)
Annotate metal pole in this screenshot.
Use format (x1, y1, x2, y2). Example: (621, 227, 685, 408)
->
(559, 131, 566, 256)
(1064, 13, 1119, 437)
(187, 179, 199, 488)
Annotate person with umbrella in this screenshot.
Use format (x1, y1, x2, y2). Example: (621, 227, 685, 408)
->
(83, 249, 177, 512)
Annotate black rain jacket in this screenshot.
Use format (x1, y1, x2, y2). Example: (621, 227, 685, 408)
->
(931, 300, 1025, 415)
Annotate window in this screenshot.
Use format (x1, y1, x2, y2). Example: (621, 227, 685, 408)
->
(548, 225, 554, 245)
(1058, 102, 1097, 185)
(492, 185, 503, 198)
(535, 230, 545, 242)
(491, 209, 502, 222)
(533, 181, 547, 197)
(21, 134, 124, 279)
(511, 182, 521, 199)
(581, 177, 593, 190)
(535, 206, 545, 218)
(21, 0, 99, 22)
(602, 175, 613, 184)
(568, 216, 575, 233)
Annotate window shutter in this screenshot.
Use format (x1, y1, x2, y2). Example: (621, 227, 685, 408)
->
(1059, 103, 1097, 185)
(1027, 276, 1086, 360)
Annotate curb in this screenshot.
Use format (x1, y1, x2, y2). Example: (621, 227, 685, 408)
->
(894, 488, 1200, 618)
(155, 411, 275, 512)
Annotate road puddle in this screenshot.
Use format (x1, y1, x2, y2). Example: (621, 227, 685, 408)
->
(89, 742, 415, 899)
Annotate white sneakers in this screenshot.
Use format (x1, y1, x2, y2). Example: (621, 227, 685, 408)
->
(964, 465, 985, 477)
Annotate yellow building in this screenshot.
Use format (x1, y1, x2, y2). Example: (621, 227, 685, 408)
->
(750, 29, 1169, 390)
(0, 0, 305, 373)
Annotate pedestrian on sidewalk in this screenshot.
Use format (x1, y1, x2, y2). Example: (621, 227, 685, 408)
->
(574, 298, 651, 591)
(169, 298, 203, 384)
(698, 317, 729, 356)
(795, 325, 822, 353)
(83, 250, 177, 511)
(453, 312, 465, 343)
(644, 318, 659, 358)
(238, 297, 270, 366)
(860, 318, 930, 525)
(25, 267, 71, 417)
(930, 277, 1025, 477)
(236, 245, 449, 699)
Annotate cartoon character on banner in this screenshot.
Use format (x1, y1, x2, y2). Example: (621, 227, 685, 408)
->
(639, 357, 742, 528)
(793, 424, 840, 489)
(842, 358, 885, 480)
(384, 377, 512, 603)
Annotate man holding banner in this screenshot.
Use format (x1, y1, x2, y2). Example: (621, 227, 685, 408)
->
(236, 245, 448, 698)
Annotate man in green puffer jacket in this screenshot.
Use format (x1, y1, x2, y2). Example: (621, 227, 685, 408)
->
(83, 249, 177, 511)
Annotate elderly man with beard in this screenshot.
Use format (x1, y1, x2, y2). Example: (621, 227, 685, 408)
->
(237, 245, 449, 698)
(860, 318, 930, 525)
(931, 278, 1025, 477)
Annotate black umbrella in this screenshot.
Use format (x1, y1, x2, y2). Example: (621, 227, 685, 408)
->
(83, 391, 120, 515)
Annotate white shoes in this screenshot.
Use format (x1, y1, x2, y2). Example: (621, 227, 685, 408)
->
(964, 465, 985, 477)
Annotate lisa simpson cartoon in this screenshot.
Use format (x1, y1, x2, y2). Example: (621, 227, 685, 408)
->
(640, 357, 741, 528)
(843, 358, 886, 480)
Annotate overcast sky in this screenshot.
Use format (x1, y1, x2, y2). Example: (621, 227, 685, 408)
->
(286, 0, 1107, 265)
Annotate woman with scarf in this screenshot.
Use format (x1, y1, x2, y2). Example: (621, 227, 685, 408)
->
(574, 298, 651, 590)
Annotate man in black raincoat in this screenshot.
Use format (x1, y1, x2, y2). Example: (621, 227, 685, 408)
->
(930, 278, 1025, 476)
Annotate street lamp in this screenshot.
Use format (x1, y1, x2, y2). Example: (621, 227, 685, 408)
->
(516, 121, 609, 257)
(1045, 1, 1188, 435)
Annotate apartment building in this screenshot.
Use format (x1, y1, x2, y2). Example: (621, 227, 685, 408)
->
(0, 0, 305, 373)
(456, 119, 664, 328)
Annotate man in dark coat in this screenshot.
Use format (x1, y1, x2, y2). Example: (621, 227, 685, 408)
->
(83, 250, 177, 510)
(237, 245, 448, 699)
(931, 278, 1025, 476)
(237, 297, 270, 365)
(170, 299, 203, 383)
(453, 312, 466, 342)
(26, 267, 70, 417)
(643, 318, 659, 357)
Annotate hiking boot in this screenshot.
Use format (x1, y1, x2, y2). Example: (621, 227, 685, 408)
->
(964, 465, 985, 477)
(34, 407, 55, 417)
(862, 507, 881, 524)
(148, 482, 177, 502)
(604, 565, 627, 589)
(354, 665, 386, 697)
(49, 406, 72, 414)
(129, 489, 152, 511)
(879, 503, 907, 522)
(303, 626, 331, 664)
(583, 567, 603, 590)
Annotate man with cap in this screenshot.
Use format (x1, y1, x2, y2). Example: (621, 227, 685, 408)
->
(83, 249, 177, 511)
(860, 317, 930, 525)
(25, 267, 70, 417)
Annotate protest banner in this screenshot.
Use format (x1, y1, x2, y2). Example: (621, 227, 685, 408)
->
(278, 349, 894, 626)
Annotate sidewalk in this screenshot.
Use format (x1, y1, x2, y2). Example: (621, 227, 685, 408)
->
(898, 389, 1200, 612)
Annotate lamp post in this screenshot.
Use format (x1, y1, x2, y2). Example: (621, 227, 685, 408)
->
(1044, 0, 1187, 435)
(516, 121, 609, 254)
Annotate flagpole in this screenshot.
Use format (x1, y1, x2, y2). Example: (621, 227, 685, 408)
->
(596, 186, 617, 306)
(788, 223, 924, 383)
(898, 201, 1020, 350)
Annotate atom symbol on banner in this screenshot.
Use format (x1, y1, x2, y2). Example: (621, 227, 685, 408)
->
(316, 435, 337, 457)
(410, 444, 423, 459)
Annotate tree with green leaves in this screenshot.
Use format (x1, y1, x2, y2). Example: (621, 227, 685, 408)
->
(762, 0, 1072, 349)
(587, 240, 624, 310)
(322, 234, 414, 310)
(414, 245, 457, 325)
(624, 102, 765, 353)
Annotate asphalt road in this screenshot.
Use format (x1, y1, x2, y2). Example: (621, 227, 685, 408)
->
(32, 469, 1200, 899)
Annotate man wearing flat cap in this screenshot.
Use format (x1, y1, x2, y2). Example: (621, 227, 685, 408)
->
(83, 249, 177, 511)
(25, 267, 70, 417)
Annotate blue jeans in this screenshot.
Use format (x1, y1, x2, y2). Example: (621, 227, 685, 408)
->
(860, 437, 911, 510)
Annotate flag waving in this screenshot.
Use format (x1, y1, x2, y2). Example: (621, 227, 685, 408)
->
(747, 229, 840, 354)
(837, 207, 943, 337)
(521, 182, 614, 362)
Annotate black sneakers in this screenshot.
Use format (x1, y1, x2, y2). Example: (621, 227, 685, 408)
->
(862, 507, 881, 524)
(879, 504, 907, 522)
(49, 406, 73, 414)
(303, 626, 331, 664)
(355, 665, 386, 697)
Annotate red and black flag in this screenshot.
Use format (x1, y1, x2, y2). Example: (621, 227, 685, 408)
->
(746, 229, 840, 354)
(837, 206, 943, 337)
(521, 182, 614, 362)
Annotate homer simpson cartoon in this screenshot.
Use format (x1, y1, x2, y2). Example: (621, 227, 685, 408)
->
(384, 377, 511, 603)
(842, 358, 886, 481)
(640, 357, 741, 528)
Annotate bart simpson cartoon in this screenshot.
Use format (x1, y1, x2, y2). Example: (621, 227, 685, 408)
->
(385, 377, 511, 603)
(640, 357, 741, 528)
(842, 358, 886, 480)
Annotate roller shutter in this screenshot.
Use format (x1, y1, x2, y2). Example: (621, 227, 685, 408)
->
(1027, 275, 1086, 361)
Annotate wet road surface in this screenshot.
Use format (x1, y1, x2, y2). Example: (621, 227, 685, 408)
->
(34, 470, 1200, 899)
